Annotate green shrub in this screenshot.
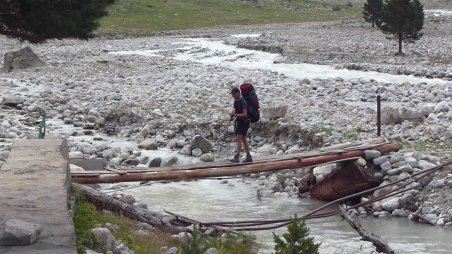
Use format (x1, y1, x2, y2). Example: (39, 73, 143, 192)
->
(332, 5, 342, 12)
(273, 215, 321, 254)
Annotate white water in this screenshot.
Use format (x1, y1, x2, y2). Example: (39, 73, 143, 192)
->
(111, 37, 449, 85)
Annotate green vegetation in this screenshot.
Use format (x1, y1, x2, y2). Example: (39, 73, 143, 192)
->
(97, 0, 362, 36)
(363, 0, 383, 27)
(379, 0, 424, 54)
(74, 190, 256, 254)
(0, 0, 115, 42)
(400, 141, 452, 152)
(273, 215, 321, 254)
(181, 226, 256, 254)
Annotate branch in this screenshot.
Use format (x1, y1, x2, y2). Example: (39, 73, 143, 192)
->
(338, 205, 395, 254)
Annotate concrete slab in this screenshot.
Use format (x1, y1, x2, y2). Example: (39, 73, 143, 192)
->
(0, 139, 76, 254)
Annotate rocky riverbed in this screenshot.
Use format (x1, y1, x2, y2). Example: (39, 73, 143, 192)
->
(1, 13, 451, 253)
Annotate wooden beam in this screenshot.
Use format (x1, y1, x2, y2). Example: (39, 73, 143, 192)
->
(72, 142, 400, 184)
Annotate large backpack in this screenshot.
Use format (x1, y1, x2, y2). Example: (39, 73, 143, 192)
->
(240, 82, 260, 123)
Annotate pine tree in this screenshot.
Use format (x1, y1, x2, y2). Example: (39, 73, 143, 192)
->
(0, 0, 116, 43)
(273, 215, 321, 254)
(379, 0, 424, 55)
(363, 0, 383, 27)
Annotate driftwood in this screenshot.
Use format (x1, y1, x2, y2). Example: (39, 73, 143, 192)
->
(74, 184, 190, 234)
(73, 142, 401, 184)
(338, 205, 395, 254)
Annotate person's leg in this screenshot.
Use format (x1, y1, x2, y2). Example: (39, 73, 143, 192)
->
(242, 135, 250, 153)
(236, 134, 243, 153)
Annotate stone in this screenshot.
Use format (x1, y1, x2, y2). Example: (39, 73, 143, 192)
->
(204, 247, 219, 254)
(138, 139, 158, 150)
(418, 160, 435, 170)
(261, 105, 288, 120)
(2, 46, 44, 72)
(162, 156, 178, 167)
(313, 164, 335, 176)
(380, 161, 392, 172)
(2, 96, 26, 107)
(373, 156, 388, 166)
(113, 243, 135, 254)
(190, 135, 212, 154)
(191, 148, 203, 157)
(387, 164, 413, 176)
(381, 106, 403, 124)
(69, 151, 84, 159)
(356, 158, 367, 167)
(399, 107, 424, 122)
(391, 209, 410, 217)
(90, 228, 118, 251)
(390, 153, 402, 163)
(86, 249, 102, 254)
(381, 198, 399, 212)
(424, 213, 438, 223)
(436, 218, 445, 226)
(1, 219, 43, 246)
(0, 151, 10, 161)
(1, 120, 11, 128)
(364, 150, 381, 159)
(404, 157, 418, 168)
(200, 153, 214, 162)
(165, 247, 178, 254)
(434, 101, 450, 112)
(148, 157, 162, 167)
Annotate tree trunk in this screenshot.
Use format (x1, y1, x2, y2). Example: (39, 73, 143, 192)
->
(73, 142, 401, 184)
(339, 206, 395, 254)
(398, 32, 403, 55)
(372, 20, 375, 28)
(74, 184, 190, 234)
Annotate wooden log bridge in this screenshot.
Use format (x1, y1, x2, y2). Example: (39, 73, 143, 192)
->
(72, 138, 400, 184)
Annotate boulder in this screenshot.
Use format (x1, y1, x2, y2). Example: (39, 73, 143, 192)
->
(138, 139, 158, 150)
(364, 150, 381, 159)
(387, 164, 414, 176)
(164, 247, 178, 254)
(381, 198, 400, 212)
(69, 151, 84, 159)
(190, 135, 212, 154)
(1, 219, 43, 246)
(2, 46, 44, 72)
(381, 106, 403, 124)
(148, 157, 162, 167)
(2, 96, 26, 107)
(204, 248, 219, 254)
(261, 105, 288, 120)
(113, 243, 134, 254)
(434, 101, 450, 113)
(191, 148, 203, 157)
(399, 107, 425, 122)
(162, 156, 178, 167)
(200, 153, 214, 162)
(373, 156, 388, 166)
(90, 228, 118, 251)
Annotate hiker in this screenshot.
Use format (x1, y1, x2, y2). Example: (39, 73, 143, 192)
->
(229, 87, 253, 163)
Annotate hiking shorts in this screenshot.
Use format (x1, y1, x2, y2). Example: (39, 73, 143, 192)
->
(235, 119, 250, 136)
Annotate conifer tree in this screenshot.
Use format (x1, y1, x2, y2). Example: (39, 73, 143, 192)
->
(0, 0, 115, 43)
(363, 0, 383, 27)
(379, 0, 424, 55)
(273, 215, 321, 254)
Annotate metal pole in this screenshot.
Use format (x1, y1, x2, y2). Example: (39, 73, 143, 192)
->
(377, 95, 381, 137)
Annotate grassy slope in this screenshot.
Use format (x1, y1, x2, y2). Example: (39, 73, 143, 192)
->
(97, 0, 361, 35)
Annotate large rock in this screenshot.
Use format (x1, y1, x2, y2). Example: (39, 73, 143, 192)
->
(2, 96, 26, 107)
(261, 105, 288, 120)
(113, 243, 134, 254)
(90, 227, 118, 251)
(1, 219, 43, 246)
(190, 135, 212, 154)
(161, 156, 178, 167)
(399, 107, 424, 122)
(204, 247, 219, 254)
(200, 153, 214, 162)
(381, 106, 403, 124)
(148, 157, 162, 167)
(381, 198, 400, 212)
(433, 101, 450, 112)
(138, 139, 158, 150)
(2, 46, 44, 72)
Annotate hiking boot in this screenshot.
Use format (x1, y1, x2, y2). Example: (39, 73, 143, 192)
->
(229, 154, 240, 163)
(243, 153, 253, 163)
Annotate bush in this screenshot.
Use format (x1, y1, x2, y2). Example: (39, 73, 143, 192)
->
(273, 215, 321, 254)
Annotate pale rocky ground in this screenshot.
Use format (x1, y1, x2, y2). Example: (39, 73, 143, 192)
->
(0, 9, 451, 241)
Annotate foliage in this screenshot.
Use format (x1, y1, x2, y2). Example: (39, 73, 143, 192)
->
(179, 226, 256, 254)
(0, 0, 116, 42)
(273, 215, 320, 254)
(363, 0, 383, 27)
(73, 192, 100, 254)
(379, 0, 424, 54)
